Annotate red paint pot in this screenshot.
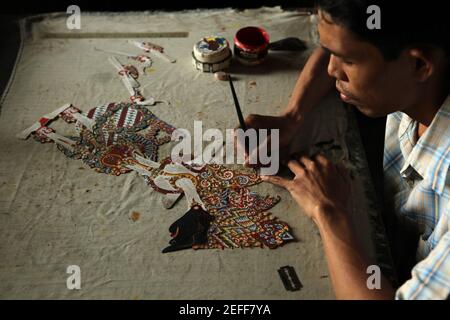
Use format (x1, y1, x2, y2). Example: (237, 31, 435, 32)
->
(234, 26, 270, 66)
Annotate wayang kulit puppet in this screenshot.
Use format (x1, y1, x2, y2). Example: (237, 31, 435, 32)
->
(17, 43, 294, 253)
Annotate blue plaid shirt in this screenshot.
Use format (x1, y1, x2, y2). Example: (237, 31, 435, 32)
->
(384, 95, 450, 300)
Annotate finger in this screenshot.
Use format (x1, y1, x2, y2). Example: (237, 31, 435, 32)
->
(314, 153, 329, 167)
(287, 160, 305, 176)
(298, 155, 315, 169)
(244, 114, 261, 129)
(260, 174, 291, 189)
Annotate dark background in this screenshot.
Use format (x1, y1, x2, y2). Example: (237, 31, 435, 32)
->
(0, 0, 315, 14)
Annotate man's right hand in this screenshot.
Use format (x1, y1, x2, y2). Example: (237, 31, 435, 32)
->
(234, 47, 334, 168)
(235, 113, 301, 167)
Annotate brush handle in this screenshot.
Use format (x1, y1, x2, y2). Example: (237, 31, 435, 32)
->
(228, 77, 247, 131)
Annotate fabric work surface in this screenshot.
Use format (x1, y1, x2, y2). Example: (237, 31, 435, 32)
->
(0, 7, 392, 299)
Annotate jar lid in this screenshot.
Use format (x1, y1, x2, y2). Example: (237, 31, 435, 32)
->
(193, 36, 231, 64)
(234, 26, 270, 52)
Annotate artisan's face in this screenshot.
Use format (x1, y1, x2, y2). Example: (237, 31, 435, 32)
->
(317, 10, 416, 117)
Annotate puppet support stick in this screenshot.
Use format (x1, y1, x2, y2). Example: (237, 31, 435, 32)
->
(150, 49, 176, 63)
(71, 112, 95, 131)
(108, 57, 140, 88)
(95, 47, 153, 72)
(108, 57, 156, 106)
(130, 40, 176, 63)
(17, 103, 73, 139)
(46, 132, 77, 151)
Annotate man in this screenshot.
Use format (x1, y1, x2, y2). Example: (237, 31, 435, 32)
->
(242, 0, 449, 299)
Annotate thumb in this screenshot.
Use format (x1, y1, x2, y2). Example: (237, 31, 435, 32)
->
(261, 174, 291, 190)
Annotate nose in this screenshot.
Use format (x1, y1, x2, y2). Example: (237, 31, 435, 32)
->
(327, 54, 348, 81)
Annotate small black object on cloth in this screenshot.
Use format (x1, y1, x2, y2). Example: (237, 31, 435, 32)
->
(268, 37, 307, 51)
(162, 205, 214, 253)
(278, 266, 303, 291)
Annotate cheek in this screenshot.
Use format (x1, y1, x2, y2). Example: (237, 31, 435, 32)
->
(345, 67, 399, 116)
(345, 67, 379, 95)
(377, 66, 415, 107)
(347, 65, 401, 105)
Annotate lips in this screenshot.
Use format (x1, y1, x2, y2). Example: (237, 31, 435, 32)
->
(339, 92, 351, 102)
(336, 83, 357, 103)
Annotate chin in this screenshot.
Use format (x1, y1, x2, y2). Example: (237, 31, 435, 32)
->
(354, 104, 384, 118)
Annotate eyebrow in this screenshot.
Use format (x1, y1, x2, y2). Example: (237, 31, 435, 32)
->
(319, 43, 346, 59)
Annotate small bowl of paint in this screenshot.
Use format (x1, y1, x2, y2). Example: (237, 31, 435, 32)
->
(192, 36, 232, 73)
(234, 26, 270, 66)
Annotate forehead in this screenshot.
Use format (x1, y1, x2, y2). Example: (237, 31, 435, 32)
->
(317, 10, 374, 59)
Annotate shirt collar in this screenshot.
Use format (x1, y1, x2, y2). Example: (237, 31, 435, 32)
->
(398, 95, 450, 195)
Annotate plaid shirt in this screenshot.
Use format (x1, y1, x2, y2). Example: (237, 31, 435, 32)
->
(383, 95, 450, 300)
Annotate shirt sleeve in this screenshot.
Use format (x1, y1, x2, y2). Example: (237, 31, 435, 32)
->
(395, 230, 450, 300)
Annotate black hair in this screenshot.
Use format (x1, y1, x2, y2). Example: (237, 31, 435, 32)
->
(315, 0, 450, 62)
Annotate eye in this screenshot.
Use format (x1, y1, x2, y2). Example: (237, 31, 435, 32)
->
(343, 60, 354, 66)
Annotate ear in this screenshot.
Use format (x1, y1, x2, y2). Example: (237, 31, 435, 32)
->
(318, 9, 334, 24)
(407, 48, 434, 82)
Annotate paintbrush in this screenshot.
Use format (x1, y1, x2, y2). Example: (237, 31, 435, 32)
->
(228, 76, 247, 131)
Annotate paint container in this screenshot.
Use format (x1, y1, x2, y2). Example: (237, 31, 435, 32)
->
(192, 36, 232, 73)
(234, 26, 270, 66)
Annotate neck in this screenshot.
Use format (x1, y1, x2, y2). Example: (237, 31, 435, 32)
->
(403, 86, 448, 138)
